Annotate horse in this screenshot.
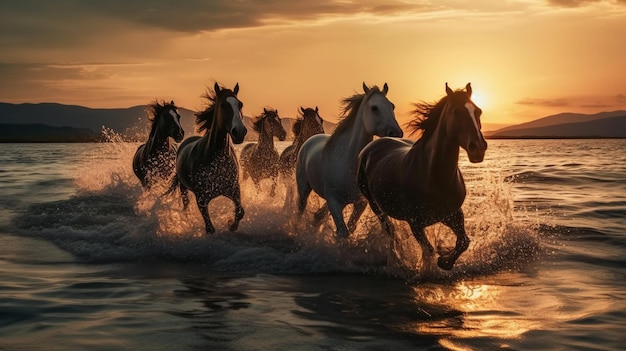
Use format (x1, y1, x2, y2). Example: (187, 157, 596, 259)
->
(295, 82, 403, 239)
(356, 82, 488, 270)
(278, 106, 325, 177)
(168, 82, 247, 234)
(132, 100, 184, 189)
(239, 107, 287, 197)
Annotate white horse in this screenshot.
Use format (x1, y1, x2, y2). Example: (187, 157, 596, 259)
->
(295, 82, 403, 238)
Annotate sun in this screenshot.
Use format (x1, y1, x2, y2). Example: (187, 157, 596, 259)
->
(471, 91, 488, 109)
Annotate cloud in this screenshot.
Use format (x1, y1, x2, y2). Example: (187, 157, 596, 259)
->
(547, 0, 626, 7)
(516, 97, 570, 107)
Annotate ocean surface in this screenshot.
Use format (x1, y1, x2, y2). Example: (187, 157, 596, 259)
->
(0, 138, 624, 350)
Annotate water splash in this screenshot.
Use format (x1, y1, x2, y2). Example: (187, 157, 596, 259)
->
(15, 135, 540, 280)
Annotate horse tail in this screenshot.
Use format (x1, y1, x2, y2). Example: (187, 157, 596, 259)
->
(164, 174, 190, 210)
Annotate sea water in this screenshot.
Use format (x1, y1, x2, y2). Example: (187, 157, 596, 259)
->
(0, 138, 624, 350)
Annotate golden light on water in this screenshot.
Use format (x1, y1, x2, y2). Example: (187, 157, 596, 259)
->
(409, 280, 538, 343)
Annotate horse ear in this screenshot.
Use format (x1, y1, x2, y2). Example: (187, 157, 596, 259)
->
(315, 106, 318, 112)
(363, 82, 370, 94)
(446, 82, 453, 96)
(170, 100, 175, 105)
(234, 83, 239, 95)
(276, 109, 278, 115)
(300, 106, 305, 114)
(382, 83, 389, 95)
(264, 107, 268, 113)
(214, 82, 221, 94)
(465, 83, 472, 97)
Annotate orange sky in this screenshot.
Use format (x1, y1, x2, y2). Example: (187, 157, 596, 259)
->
(1, 0, 625, 131)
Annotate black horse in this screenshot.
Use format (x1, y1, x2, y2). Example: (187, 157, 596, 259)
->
(132, 100, 184, 189)
(168, 83, 247, 234)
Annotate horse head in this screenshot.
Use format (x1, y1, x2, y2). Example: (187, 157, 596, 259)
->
(162, 101, 184, 142)
(443, 82, 488, 163)
(361, 82, 403, 138)
(261, 107, 287, 141)
(214, 82, 247, 144)
(148, 100, 184, 143)
(299, 106, 325, 136)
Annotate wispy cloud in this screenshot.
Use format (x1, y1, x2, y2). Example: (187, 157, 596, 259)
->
(547, 0, 626, 7)
(516, 97, 570, 107)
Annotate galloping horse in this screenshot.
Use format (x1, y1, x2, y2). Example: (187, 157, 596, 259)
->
(169, 83, 247, 234)
(278, 106, 325, 177)
(132, 100, 184, 189)
(240, 107, 287, 196)
(296, 83, 403, 239)
(357, 83, 488, 270)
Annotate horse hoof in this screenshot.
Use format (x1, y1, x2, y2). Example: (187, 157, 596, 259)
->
(228, 220, 239, 232)
(437, 256, 455, 271)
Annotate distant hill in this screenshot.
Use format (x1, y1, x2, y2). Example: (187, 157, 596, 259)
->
(0, 123, 100, 142)
(488, 110, 626, 138)
(0, 102, 338, 142)
(0, 102, 197, 141)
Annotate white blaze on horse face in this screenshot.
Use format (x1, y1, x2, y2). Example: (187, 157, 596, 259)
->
(464, 102, 482, 139)
(316, 114, 322, 126)
(169, 109, 182, 129)
(226, 96, 245, 129)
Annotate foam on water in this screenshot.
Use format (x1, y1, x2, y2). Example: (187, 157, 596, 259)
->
(13, 131, 541, 281)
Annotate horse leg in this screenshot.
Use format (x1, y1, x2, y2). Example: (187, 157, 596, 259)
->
(327, 198, 349, 239)
(269, 173, 278, 198)
(347, 198, 367, 234)
(438, 209, 470, 270)
(226, 187, 245, 232)
(196, 197, 215, 234)
(408, 220, 435, 255)
(296, 177, 312, 215)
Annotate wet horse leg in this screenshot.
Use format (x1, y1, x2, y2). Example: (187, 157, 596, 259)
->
(226, 186, 245, 232)
(296, 176, 312, 215)
(438, 209, 470, 270)
(347, 198, 367, 234)
(327, 197, 349, 238)
(408, 220, 435, 255)
(196, 196, 215, 234)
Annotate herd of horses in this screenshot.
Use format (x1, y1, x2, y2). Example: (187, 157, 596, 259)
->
(132, 82, 487, 270)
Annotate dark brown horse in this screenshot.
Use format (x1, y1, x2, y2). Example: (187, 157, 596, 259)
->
(278, 106, 325, 177)
(132, 100, 184, 189)
(357, 83, 488, 270)
(240, 107, 287, 197)
(167, 83, 247, 234)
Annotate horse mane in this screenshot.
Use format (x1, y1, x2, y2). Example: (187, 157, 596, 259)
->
(332, 85, 381, 137)
(252, 107, 276, 133)
(195, 89, 218, 135)
(292, 119, 303, 136)
(147, 100, 172, 122)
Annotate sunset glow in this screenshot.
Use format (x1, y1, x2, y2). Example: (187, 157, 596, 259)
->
(1, 1, 625, 131)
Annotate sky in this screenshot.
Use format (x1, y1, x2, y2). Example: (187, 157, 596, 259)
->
(1, 0, 625, 131)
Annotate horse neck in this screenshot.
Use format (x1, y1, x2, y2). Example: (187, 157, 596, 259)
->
(145, 120, 170, 155)
(257, 124, 276, 151)
(412, 107, 460, 184)
(328, 111, 372, 160)
(198, 109, 230, 159)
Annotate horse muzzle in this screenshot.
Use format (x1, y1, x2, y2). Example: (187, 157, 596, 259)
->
(231, 126, 248, 144)
(466, 139, 488, 163)
(174, 131, 184, 143)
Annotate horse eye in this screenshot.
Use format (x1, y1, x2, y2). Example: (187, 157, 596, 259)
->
(371, 105, 379, 112)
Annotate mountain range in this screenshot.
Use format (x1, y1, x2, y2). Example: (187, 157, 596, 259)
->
(0, 102, 624, 142)
(0, 102, 336, 142)
(486, 110, 626, 138)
